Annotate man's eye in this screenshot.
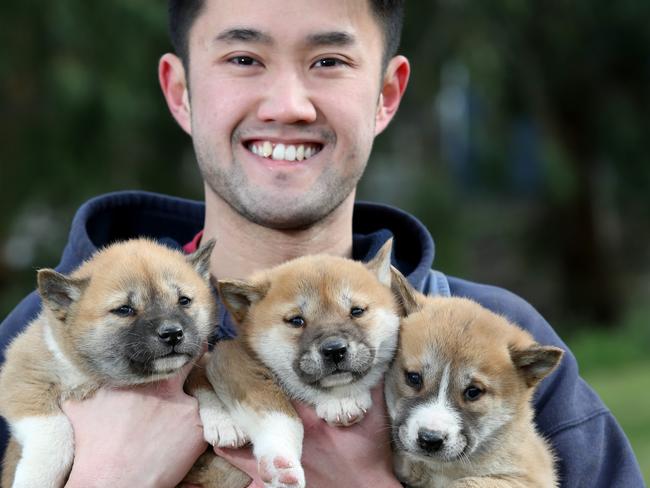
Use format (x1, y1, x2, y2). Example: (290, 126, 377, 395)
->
(229, 56, 259, 66)
(312, 57, 347, 68)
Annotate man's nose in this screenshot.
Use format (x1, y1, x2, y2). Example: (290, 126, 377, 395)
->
(257, 71, 317, 124)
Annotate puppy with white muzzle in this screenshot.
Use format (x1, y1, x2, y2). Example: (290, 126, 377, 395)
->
(386, 271, 563, 488)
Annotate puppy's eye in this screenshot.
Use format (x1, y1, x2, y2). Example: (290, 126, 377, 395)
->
(464, 385, 485, 401)
(350, 306, 365, 318)
(178, 296, 192, 307)
(285, 316, 306, 328)
(405, 371, 423, 390)
(111, 305, 135, 317)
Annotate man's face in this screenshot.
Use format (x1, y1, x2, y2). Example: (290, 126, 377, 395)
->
(184, 0, 388, 229)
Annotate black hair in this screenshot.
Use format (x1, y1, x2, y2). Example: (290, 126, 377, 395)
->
(168, 0, 205, 69)
(168, 0, 405, 70)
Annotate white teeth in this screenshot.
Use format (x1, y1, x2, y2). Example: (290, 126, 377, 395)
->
(249, 142, 320, 162)
(296, 145, 305, 161)
(272, 143, 285, 160)
(262, 141, 273, 157)
(285, 145, 296, 161)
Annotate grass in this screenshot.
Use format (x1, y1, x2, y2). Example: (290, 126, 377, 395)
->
(581, 361, 650, 482)
(564, 304, 650, 483)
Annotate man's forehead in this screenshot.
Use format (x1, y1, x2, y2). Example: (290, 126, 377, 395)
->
(194, 0, 381, 47)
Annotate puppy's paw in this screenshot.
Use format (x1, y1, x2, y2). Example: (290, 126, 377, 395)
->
(258, 455, 305, 488)
(200, 407, 249, 448)
(315, 392, 372, 426)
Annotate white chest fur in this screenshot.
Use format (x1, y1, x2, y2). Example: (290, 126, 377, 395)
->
(43, 324, 90, 390)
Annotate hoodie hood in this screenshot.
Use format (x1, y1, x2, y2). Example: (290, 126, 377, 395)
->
(59, 190, 436, 289)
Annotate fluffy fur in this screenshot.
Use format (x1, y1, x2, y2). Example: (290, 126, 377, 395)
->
(0, 238, 216, 488)
(189, 239, 402, 488)
(386, 271, 563, 487)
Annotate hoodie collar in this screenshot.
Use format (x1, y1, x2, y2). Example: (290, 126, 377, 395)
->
(59, 190, 435, 289)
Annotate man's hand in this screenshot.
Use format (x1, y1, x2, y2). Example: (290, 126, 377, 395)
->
(217, 383, 401, 488)
(63, 363, 207, 488)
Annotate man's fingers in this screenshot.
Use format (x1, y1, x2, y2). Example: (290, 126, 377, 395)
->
(214, 445, 257, 467)
(172, 359, 199, 385)
(215, 446, 263, 487)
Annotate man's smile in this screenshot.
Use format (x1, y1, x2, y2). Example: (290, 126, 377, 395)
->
(246, 140, 324, 162)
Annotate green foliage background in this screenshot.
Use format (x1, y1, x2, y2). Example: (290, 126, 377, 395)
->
(0, 1, 648, 480)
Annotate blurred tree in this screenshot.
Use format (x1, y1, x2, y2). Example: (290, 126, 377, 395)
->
(381, 0, 650, 326)
(0, 1, 201, 314)
(2, 1, 649, 329)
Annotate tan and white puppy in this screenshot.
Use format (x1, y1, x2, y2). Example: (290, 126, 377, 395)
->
(0, 238, 216, 488)
(386, 274, 563, 488)
(192, 240, 401, 488)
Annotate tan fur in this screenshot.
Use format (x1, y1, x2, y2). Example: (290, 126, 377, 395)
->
(207, 341, 297, 417)
(213, 243, 397, 412)
(1, 439, 20, 488)
(193, 241, 400, 487)
(0, 238, 216, 487)
(180, 448, 251, 488)
(386, 292, 562, 488)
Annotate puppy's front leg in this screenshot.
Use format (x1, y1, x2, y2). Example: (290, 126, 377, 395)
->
(315, 389, 372, 426)
(239, 409, 305, 488)
(11, 413, 74, 488)
(207, 341, 305, 488)
(393, 452, 430, 488)
(187, 361, 249, 448)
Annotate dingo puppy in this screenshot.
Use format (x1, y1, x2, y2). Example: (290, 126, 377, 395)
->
(0, 238, 216, 488)
(190, 240, 401, 488)
(386, 273, 562, 487)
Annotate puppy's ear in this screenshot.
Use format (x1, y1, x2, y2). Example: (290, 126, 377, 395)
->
(366, 238, 393, 287)
(390, 266, 421, 316)
(510, 344, 564, 387)
(37, 269, 89, 322)
(218, 279, 270, 323)
(187, 238, 216, 280)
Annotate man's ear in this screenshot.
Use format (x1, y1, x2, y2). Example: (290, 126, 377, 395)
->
(510, 344, 564, 387)
(365, 238, 393, 287)
(218, 279, 270, 323)
(159, 52, 192, 135)
(375, 55, 410, 136)
(187, 238, 216, 281)
(37, 269, 89, 322)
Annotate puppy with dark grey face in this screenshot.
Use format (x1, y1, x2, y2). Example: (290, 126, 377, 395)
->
(386, 272, 563, 488)
(190, 239, 401, 488)
(0, 238, 216, 488)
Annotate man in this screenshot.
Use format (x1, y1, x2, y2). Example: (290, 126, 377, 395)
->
(0, 0, 644, 486)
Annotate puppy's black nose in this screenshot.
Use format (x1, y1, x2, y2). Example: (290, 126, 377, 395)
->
(158, 324, 184, 346)
(320, 338, 348, 363)
(417, 429, 445, 453)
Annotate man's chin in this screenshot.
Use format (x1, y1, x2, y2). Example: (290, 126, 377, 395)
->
(203, 169, 357, 230)
(230, 195, 346, 230)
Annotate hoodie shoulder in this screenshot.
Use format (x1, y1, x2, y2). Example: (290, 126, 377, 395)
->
(447, 275, 644, 487)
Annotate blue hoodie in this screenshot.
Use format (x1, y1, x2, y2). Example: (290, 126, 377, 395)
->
(0, 191, 644, 487)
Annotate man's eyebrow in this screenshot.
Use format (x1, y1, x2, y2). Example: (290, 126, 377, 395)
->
(214, 28, 273, 45)
(305, 31, 356, 48)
